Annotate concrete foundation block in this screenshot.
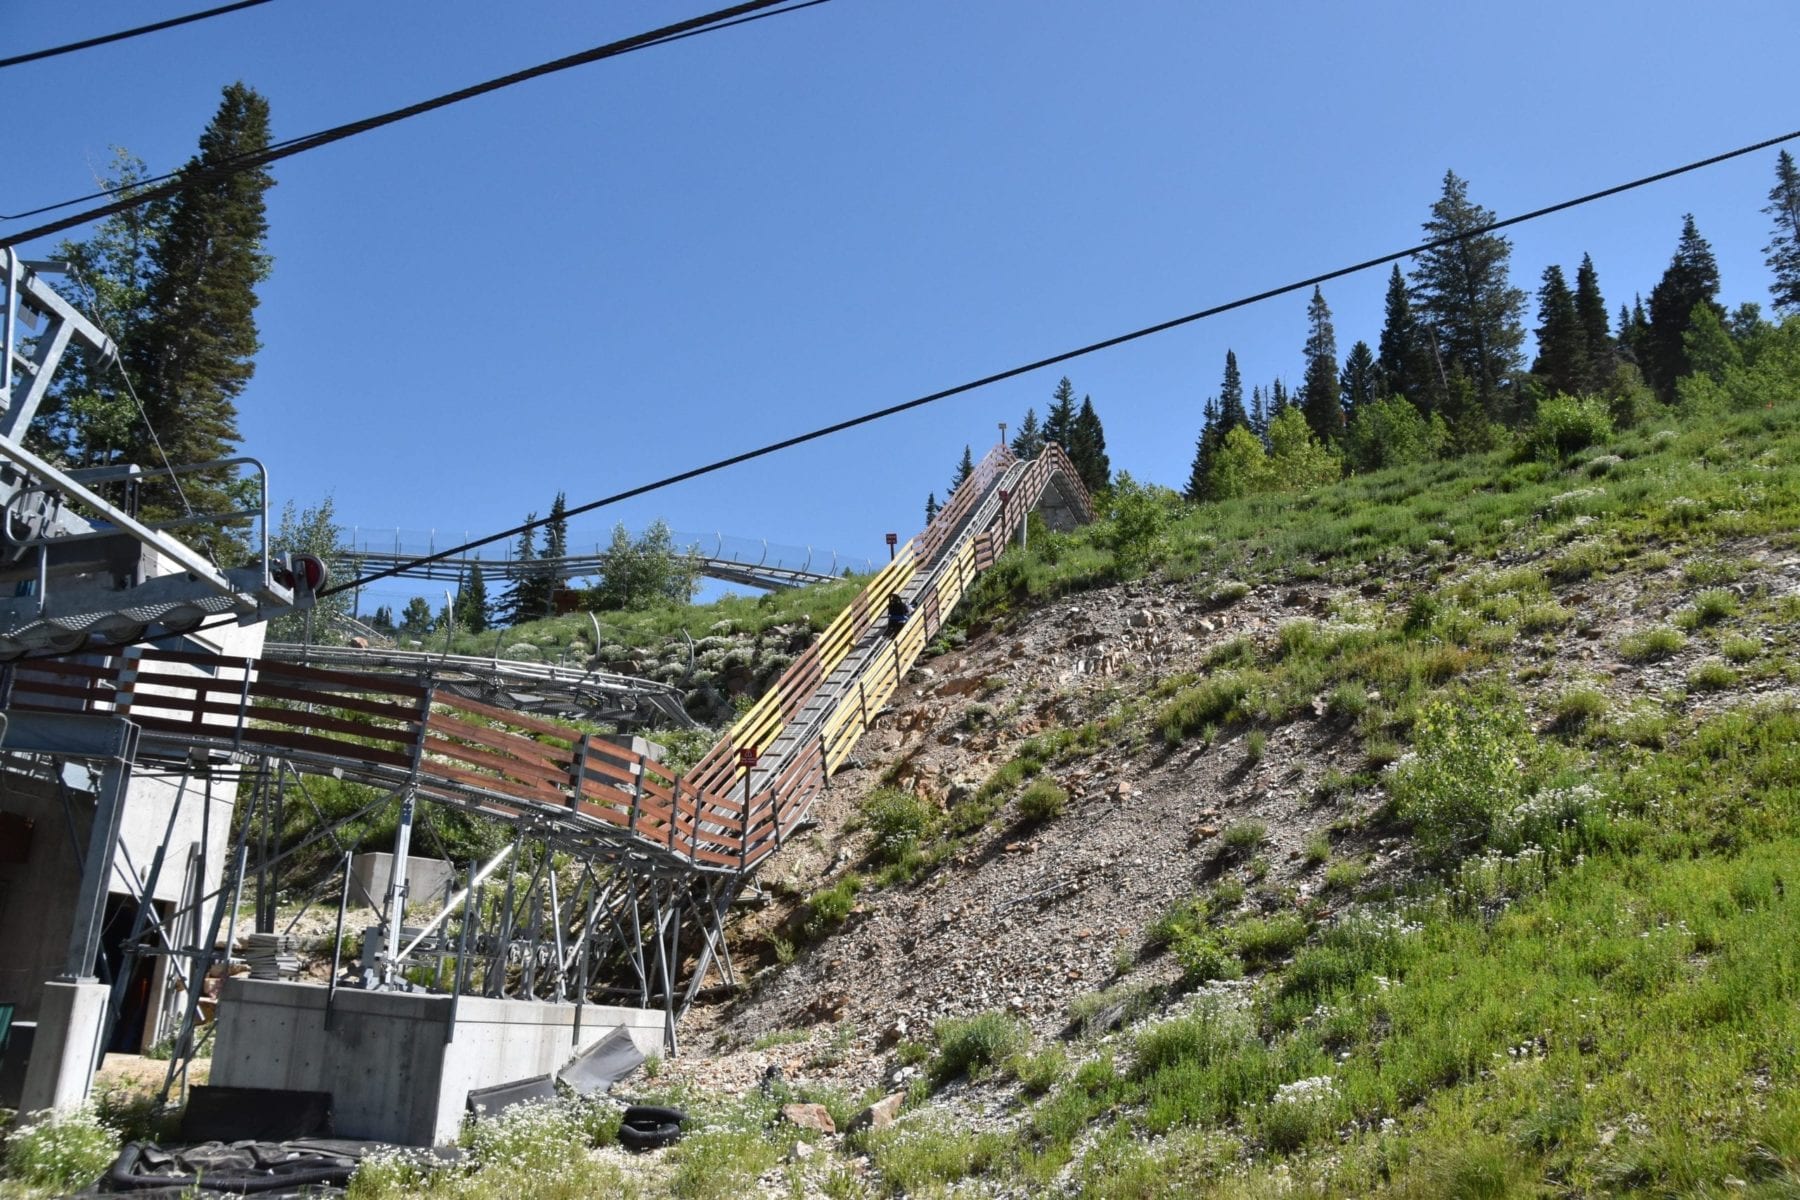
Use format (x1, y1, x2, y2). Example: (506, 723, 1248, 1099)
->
(209, 979, 665, 1145)
(18, 980, 108, 1114)
(348, 853, 456, 910)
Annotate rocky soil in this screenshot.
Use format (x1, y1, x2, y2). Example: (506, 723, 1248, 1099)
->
(662, 535, 1800, 1106)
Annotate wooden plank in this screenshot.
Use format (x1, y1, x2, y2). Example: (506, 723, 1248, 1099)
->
(422, 735, 572, 791)
(429, 760, 566, 806)
(433, 693, 584, 742)
(249, 681, 422, 723)
(425, 712, 573, 772)
(10, 680, 112, 705)
(252, 659, 429, 698)
(244, 704, 417, 747)
(15, 660, 120, 682)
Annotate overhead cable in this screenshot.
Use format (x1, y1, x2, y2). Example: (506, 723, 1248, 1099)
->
(0, 0, 274, 71)
(0, 0, 830, 241)
(313, 125, 1800, 600)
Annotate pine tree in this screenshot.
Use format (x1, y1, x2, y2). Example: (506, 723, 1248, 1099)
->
(370, 605, 394, 632)
(1269, 378, 1292, 417)
(1409, 170, 1527, 418)
(1573, 254, 1614, 392)
(1766, 149, 1800, 315)
(1377, 264, 1430, 412)
(1647, 214, 1723, 401)
(44, 152, 168, 469)
(1300, 287, 1342, 442)
(1044, 377, 1078, 449)
(1069, 397, 1110, 492)
(1218, 350, 1248, 432)
(1249, 386, 1268, 443)
(454, 562, 491, 633)
(400, 597, 434, 636)
(497, 516, 538, 626)
(1339, 341, 1380, 425)
(924, 492, 939, 523)
(1618, 296, 1651, 368)
(1185, 396, 1220, 502)
(949, 445, 974, 495)
(1531, 264, 1586, 396)
(1009, 408, 1044, 459)
(125, 82, 274, 527)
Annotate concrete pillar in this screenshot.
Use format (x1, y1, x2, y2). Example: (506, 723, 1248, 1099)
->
(18, 979, 109, 1113)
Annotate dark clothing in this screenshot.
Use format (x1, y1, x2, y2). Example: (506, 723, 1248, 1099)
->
(885, 594, 911, 636)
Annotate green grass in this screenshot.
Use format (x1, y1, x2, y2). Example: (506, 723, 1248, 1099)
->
(1017, 777, 1069, 822)
(929, 1011, 1031, 1084)
(1618, 625, 1686, 663)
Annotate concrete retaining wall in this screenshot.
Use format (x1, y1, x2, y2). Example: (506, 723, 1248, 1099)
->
(209, 979, 665, 1145)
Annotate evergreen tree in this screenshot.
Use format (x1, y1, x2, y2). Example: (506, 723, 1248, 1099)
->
(924, 492, 939, 523)
(497, 516, 538, 626)
(1269, 378, 1292, 418)
(44, 152, 168, 469)
(1249, 385, 1268, 443)
(1069, 397, 1110, 492)
(1766, 149, 1800, 315)
(1218, 350, 1248, 431)
(1618, 296, 1651, 368)
(1300, 287, 1342, 442)
(400, 597, 434, 636)
(1377, 264, 1431, 412)
(1009, 408, 1044, 459)
(454, 562, 492, 633)
(1339, 341, 1380, 426)
(1573, 253, 1614, 390)
(369, 605, 394, 633)
(124, 82, 274, 526)
(1185, 396, 1220, 502)
(1409, 170, 1527, 418)
(1531, 264, 1586, 396)
(949, 445, 974, 495)
(543, 492, 569, 563)
(1647, 214, 1723, 401)
(1044, 376, 1078, 448)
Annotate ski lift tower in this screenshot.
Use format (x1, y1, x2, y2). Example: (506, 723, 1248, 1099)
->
(0, 250, 320, 1113)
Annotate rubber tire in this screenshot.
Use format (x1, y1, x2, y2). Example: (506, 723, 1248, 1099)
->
(621, 1104, 687, 1127)
(618, 1120, 682, 1152)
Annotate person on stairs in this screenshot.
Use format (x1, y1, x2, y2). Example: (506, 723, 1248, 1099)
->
(886, 592, 911, 637)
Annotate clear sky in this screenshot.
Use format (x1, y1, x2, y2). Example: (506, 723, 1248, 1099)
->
(8, 1, 1798, 616)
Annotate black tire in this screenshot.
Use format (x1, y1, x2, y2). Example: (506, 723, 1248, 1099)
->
(621, 1104, 687, 1127)
(618, 1120, 682, 1152)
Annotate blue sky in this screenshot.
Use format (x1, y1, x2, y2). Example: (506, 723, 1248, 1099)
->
(8, 1, 1798, 616)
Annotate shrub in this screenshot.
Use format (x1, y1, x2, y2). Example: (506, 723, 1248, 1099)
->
(3, 1106, 118, 1193)
(931, 1011, 1030, 1083)
(1618, 626, 1686, 663)
(1553, 686, 1608, 730)
(1322, 858, 1366, 892)
(1246, 729, 1268, 763)
(1158, 672, 1255, 742)
(1720, 635, 1761, 663)
(860, 788, 934, 864)
(1018, 778, 1069, 822)
(803, 874, 863, 937)
(1172, 930, 1240, 986)
(1688, 659, 1737, 691)
(1228, 913, 1309, 969)
(1688, 588, 1740, 627)
(1221, 820, 1268, 855)
(1209, 580, 1252, 606)
(1529, 393, 1613, 460)
(1388, 699, 1539, 869)
(1012, 1045, 1069, 1096)
(1302, 834, 1330, 868)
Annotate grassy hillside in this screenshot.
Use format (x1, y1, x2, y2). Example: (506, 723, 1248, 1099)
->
(9, 338, 1800, 1199)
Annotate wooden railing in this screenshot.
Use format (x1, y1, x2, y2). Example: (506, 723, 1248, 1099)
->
(4, 443, 1091, 875)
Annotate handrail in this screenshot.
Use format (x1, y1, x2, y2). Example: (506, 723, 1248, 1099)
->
(3, 442, 1092, 876)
